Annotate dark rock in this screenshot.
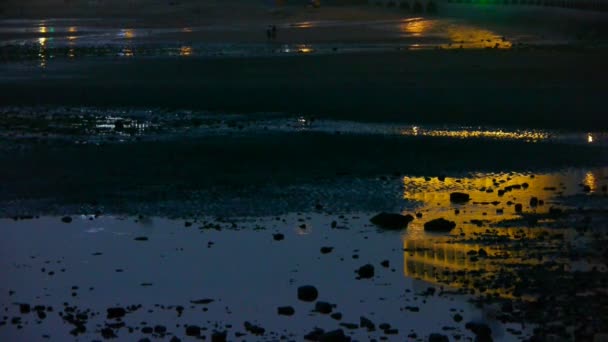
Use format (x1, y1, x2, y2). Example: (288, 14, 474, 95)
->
(424, 218, 456, 232)
(320, 247, 334, 254)
(101, 328, 116, 339)
(380, 260, 390, 268)
(304, 328, 325, 341)
(185, 325, 201, 337)
(478, 248, 488, 257)
(106, 307, 126, 319)
(360, 316, 376, 331)
(244, 322, 265, 335)
(211, 331, 227, 342)
(331, 221, 337, 228)
(530, 197, 539, 207)
(19, 304, 30, 314)
(379, 323, 391, 330)
(339, 323, 358, 330)
(356, 264, 375, 279)
(315, 301, 333, 314)
(465, 322, 493, 342)
(429, 333, 449, 342)
(273, 233, 284, 241)
(370, 212, 414, 230)
(449, 192, 470, 203)
(190, 299, 214, 305)
(320, 329, 351, 341)
(297, 285, 318, 302)
(583, 185, 591, 192)
(331, 312, 343, 320)
(61, 216, 72, 223)
(385, 328, 399, 335)
(514, 204, 523, 213)
(277, 306, 295, 316)
(453, 313, 463, 322)
(134, 236, 148, 241)
(154, 325, 166, 334)
(141, 327, 153, 334)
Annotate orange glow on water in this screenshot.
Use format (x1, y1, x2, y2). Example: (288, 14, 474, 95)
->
(180, 46, 193, 56)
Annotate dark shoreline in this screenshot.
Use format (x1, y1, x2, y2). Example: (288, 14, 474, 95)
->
(2, 49, 608, 130)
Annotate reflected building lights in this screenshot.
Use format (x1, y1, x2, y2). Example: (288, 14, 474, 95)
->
(120, 29, 135, 39)
(399, 169, 603, 298)
(400, 127, 549, 141)
(38, 37, 47, 68)
(588, 133, 594, 143)
(179, 46, 193, 57)
(401, 19, 434, 37)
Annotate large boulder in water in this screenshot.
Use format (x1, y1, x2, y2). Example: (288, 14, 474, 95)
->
(370, 212, 414, 230)
(424, 218, 456, 232)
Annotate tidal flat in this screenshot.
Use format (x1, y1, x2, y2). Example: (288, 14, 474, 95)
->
(1, 1, 608, 341)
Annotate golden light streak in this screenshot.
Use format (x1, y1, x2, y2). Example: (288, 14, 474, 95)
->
(179, 46, 192, 56)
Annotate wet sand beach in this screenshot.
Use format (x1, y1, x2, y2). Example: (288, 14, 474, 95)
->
(1, 1, 608, 342)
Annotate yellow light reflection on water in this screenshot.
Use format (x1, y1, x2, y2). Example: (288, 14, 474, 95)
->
(400, 127, 549, 142)
(122, 48, 134, 57)
(179, 46, 192, 56)
(584, 172, 596, 192)
(297, 45, 314, 53)
(291, 21, 314, 29)
(442, 25, 511, 50)
(400, 168, 606, 297)
(401, 18, 433, 37)
(588, 133, 594, 143)
(68, 26, 77, 33)
(38, 37, 47, 68)
(39, 26, 47, 34)
(121, 29, 135, 39)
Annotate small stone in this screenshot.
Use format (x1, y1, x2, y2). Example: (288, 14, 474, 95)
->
(320, 247, 334, 254)
(134, 236, 148, 241)
(356, 264, 375, 279)
(331, 312, 342, 320)
(380, 260, 390, 268)
(514, 203, 523, 213)
(424, 218, 456, 232)
(277, 306, 295, 316)
(272, 233, 284, 241)
(370, 212, 414, 230)
(465, 322, 492, 341)
(297, 285, 318, 302)
(106, 307, 126, 319)
(321, 329, 350, 341)
(360, 316, 376, 331)
(185, 325, 201, 337)
(449, 192, 470, 203)
(429, 333, 449, 342)
(61, 216, 72, 223)
(211, 331, 227, 342)
(314, 301, 333, 314)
